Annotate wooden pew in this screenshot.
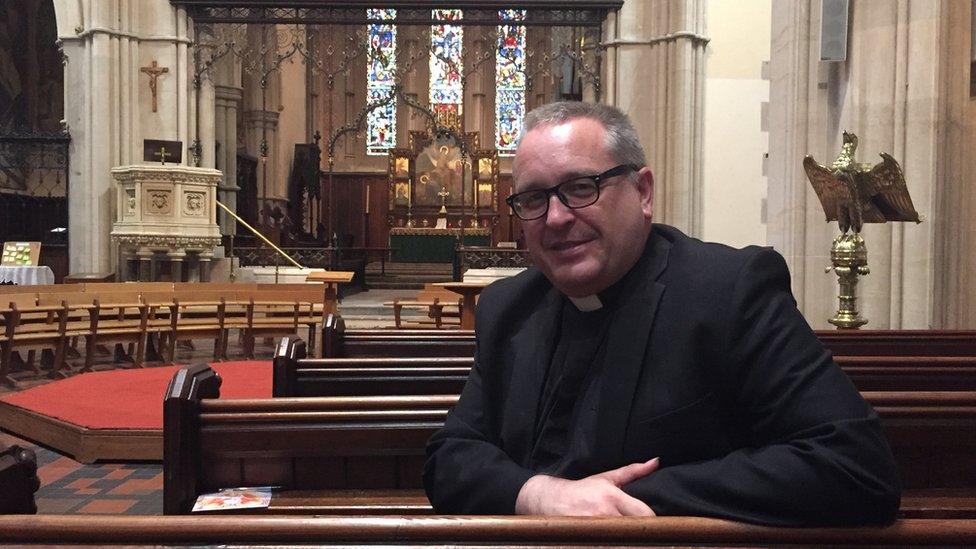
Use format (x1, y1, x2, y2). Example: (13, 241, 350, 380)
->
(868, 391, 976, 498)
(286, 334, 976, 394)
(818, 330, 976, 357)
(0, 442, 39, 514)
(2, 515, 976, 546)
(174, 357, 976, 519)
(322, 315, 476, 358)
(163, 363, 453, 515)
(839, 355, 976, 391)
(272, 338, 471, 397)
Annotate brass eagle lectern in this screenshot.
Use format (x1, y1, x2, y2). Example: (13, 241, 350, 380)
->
(803, 131, 921, 329)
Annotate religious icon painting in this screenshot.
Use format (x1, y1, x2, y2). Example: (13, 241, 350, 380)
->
(393, 181, 410, 207)
(478, 158, 493, 180)
(395, 157, 409, 178)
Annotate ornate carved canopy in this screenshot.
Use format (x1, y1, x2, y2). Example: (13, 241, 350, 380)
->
(171, 0, 622, 26)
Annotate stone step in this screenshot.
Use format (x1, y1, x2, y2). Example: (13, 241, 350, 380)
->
(365, 281, 428, 290)
(367, 273, 455, 282)
(365, 261, 453, 276)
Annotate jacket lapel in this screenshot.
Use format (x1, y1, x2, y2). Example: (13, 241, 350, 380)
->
(591, 231, 671, 469)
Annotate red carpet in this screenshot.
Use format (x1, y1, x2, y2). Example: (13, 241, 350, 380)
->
(0, 362, 270, 430)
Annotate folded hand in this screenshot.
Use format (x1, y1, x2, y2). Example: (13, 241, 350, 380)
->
(514, 458, 659, 516)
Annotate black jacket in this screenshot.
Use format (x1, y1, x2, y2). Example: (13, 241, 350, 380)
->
(424, 224, 900, 526)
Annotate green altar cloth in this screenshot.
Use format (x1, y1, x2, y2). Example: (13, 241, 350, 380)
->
(390, 228, 491, 263)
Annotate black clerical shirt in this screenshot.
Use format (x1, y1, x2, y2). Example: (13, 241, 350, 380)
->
(528, 281, 629, 478)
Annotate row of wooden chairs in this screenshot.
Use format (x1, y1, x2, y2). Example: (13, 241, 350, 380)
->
(385, 284, 465, 329)
(0, 283, 335, 387)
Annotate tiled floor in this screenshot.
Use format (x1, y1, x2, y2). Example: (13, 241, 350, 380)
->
(0, 288, 416, 514)
(0, 429, 163, 514)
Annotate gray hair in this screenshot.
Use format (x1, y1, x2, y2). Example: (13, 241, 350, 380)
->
(520, 101, 647, 168)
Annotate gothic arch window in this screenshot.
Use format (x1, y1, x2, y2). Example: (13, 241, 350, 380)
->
(365, 10, 528, 155)
(496, 10, 527, 154)
(366, 8, 397, 156)
(429, 9, 464, 116)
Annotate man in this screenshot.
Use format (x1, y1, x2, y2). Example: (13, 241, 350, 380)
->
(423, 102, 900, 525)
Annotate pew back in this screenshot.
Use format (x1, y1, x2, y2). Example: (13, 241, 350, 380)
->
(272, 338, 472, 397)
(818, 330, 976, 357)
(321, 315, 476, 358)
(164, 363, 455, 514)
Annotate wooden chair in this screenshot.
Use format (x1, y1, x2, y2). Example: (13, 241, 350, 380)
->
(80, 292, 152, 371)
(385, 284, 463, 329)
(0, 300, 69, 387)
(160, 290, 232, 361)
(241, 295, 303, 359)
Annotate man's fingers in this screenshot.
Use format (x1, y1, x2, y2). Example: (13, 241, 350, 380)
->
(593, 457, 660, 486)
(614, 492, 657, 516)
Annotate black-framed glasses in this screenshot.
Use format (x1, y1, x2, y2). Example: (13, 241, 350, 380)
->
(505, 164, 640, 221)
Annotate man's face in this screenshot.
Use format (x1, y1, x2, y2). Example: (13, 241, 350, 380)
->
(513, 118, 654, 297)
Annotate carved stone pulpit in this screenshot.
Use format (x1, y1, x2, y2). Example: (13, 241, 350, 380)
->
(110, 165, 222, 281)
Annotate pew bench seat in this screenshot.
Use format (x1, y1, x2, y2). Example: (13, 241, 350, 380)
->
(901, 488, 976, 519)
(193, 489, 432, 515)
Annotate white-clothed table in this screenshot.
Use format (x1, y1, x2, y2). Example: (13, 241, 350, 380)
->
(0, 265, 55, 286)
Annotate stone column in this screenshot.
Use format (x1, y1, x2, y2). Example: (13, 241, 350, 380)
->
(55, 0, 194, 274)
(603, 0, 708, 236)
(137, 249, 153, 282)
(244, 110, 280, 212)
(198, 251, 213, 282)
(216, 85, 243, 234)
(168, 250, 186, 282)
(937, 1, 976, 328)
(198, 77, 216, 169)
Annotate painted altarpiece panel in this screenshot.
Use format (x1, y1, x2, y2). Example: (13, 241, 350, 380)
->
(387, 128, 498, 228)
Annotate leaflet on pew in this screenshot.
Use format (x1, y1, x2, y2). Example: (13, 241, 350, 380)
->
(192, 487, 274, 512)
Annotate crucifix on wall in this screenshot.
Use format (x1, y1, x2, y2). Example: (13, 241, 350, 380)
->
(140, 60, 169, 113)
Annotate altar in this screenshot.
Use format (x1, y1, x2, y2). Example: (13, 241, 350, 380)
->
(390, 227, 490, 263)
(384, 112, 498, 263)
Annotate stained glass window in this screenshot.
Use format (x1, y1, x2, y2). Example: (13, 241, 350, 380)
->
(366, 9, 397, 155)
(430, 9, 464, 117)
(496, 10, 526, 154)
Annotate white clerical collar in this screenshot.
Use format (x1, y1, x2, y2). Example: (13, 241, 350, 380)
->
(568, 294, 603, 312)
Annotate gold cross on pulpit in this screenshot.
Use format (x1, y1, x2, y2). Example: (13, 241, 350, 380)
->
(154, 147, 171, 165)
(140, 60, 169, 113)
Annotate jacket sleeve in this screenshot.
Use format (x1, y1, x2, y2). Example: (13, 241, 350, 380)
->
(423, 290, 537, 514)
(622, 248, 901, 526)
